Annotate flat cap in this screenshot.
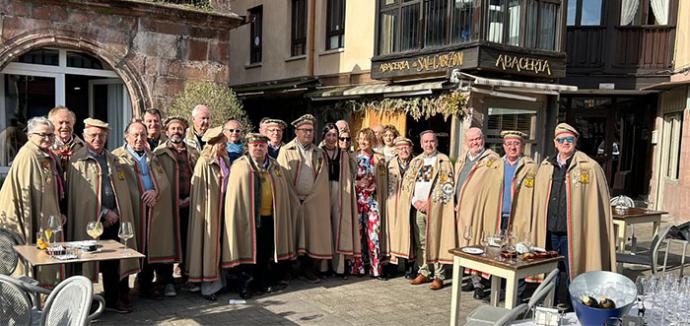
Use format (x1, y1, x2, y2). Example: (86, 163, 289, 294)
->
(246, 133, 269, 143)
(291, 114, 316, 128)
(500, 130, 528, 141)
(554, 122, 580, 138)
(394, 136, 413, 146)
(264, 118, 287, 129)
(201, 126, 225, 143)
(163, 116, 189, 129)
(84, 118, 110, 130)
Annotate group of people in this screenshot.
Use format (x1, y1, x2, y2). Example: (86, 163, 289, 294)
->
(0, 104, 615, 313)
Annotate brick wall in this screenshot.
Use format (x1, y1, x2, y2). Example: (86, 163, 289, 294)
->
(0, 0, 241, 114)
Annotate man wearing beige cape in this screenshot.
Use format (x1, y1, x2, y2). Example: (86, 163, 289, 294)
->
(385, 137, 415, 278)
(277, 114, 332, 282)
(67, 118, 140, 313)
(0, 117, 63, 288)
(532, 123, 615, 306)
(113, 120, 177, 300)
(398, 131, 456, 290)
(222, 133, 296, 299)
(454, 127, 500, 299)
(154, 116, 199, 293)
(185, 126, 230, 301)
(496, 130, 537, 237)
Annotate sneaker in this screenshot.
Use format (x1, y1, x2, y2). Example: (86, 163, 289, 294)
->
(164, 284, 177, 297)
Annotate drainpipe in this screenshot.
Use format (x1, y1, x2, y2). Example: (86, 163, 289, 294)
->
(306, 0, 316, 77)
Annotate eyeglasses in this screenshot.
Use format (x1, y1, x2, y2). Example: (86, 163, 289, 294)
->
(297, 128, 314, 133)
(339, 137, 351, 141)
(225, 129, 243, 133)
(31, 132, 55, 140)
(266, 128, 282, 133)
(556, 136, 575, 144)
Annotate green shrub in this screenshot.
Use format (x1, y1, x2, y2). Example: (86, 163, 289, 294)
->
(168, 81, 251, 131)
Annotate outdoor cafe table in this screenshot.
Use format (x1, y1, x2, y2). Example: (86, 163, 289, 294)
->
(612, 208, 667, 253)
(449, 247, 562, 326)
(13, 239, 144, 268)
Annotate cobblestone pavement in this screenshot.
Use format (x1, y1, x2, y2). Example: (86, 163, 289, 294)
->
(95, 274, 482, 325)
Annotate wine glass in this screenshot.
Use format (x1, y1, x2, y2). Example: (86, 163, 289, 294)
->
(480, 231, 489, 257)
(86, 221, 103, 240)
(47, 215, 61, 244)
(463, 228, 473, 246)
(118, 222, 134, 255)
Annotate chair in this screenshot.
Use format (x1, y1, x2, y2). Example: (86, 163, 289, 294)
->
(616, 225, 689, 275)
(0, 228, 22, 275)
(39, 276, 104, 326)
(465, 269, 560, 326)
(0, 274, 34, 325)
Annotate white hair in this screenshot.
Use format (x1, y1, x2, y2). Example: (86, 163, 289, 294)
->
(27, 116, 54, 134)
(191, 104, 209, 118)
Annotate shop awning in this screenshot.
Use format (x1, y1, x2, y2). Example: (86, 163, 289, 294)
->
(641, 79, 690, 91)
(342, 81, 447, 96)
(233, 77, 319, 96)
(305, 86, 354, 100)
(460, 73, 578, 93)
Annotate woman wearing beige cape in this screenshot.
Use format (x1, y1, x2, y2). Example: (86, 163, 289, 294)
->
(0, 140, 64, 288)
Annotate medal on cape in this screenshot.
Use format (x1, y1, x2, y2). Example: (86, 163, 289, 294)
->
(433, 181, 454, 204)
(486, 158, 494, 168)
(440, 172, 447, 183)
(579, 169, 590, 184)
(524, 176, 534, 188)
(117, 170, 126, 181)
(274, 167, 282, 177)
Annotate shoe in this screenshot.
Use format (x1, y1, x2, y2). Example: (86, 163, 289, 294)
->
(429, 279, 444, 290)
(106, 301, 133, 314)
(262, 283, 287, 293)
(461, 281, 475, 292)
(164, 284, 177, 297)
(301, 270, 321, 284)
(482, 289, 505, 303)
(473, 287, 489, 300)
(141, 288, 163, 300)
(183, 282, 200, 293)
(409, 275, 429, 285)
(202, 294, 217, 301)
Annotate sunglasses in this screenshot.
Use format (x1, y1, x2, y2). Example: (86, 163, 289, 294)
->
(225, 129, 242, 133)
(556, 136, 575, 144)
(339, 137, 351, 141)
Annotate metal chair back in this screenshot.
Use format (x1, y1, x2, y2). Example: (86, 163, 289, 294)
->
(0, 228, 22, 275)
(40, 276, 93, 326)
(0, 274, 33, 325)
(528, 268, 559, 308)
(651, 225, 673, 273)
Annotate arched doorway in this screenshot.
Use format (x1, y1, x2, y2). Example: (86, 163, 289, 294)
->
(0, 47, 133, 171)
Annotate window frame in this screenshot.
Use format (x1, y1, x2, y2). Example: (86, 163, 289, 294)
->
(249, 5, 263, 64)
(567, 0, 605, 26)
(291, 0, 308, 56)
(662, 111, 683, 180)
(326, 0, 346, 50)
(619, 0, 671, 26)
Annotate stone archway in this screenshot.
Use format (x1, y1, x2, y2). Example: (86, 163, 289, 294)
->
(0, 33, 150, 116)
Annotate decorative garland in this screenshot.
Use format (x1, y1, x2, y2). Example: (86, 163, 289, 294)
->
(323, 91, 470, 121)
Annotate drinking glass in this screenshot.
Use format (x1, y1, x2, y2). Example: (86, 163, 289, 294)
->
(47, 215, 61, 244)
(463, 228, 473, 246)
(86, 221, 103, 240)
(480, 231, 489, 256)
(118, 222, 134, 255)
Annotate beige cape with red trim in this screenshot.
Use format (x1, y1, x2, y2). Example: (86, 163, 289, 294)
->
(394, 152, 456, 263)
(66, 147, 140, 281)
(221, 155, 296, 267)
(186, 149, 230, 282)
(112, 146, 177, 263)
(384, 156, 413, 260)
(277, 138, 333, 259)
(153, 142, 199, 264)
(455, 149, 501, 247)
(0, 142, 64, 287)
(532, 150, 616, 279)
(322, 147, 359, 256)
(499, 156, 538, 239)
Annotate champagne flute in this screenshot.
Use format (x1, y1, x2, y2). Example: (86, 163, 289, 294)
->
(118, 222, 134, 255)
(463, 227, 473, 246)
(479, 231, 489, 257)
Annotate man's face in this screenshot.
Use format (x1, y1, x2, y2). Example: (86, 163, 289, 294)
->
(126, 123, 147, 152)
(335, 121, 350, 133)
(29, 124, 54, 151)
(192, 106, 210, 134)
(503, 138, 523, 161)
(50, 110, 74, 141)
(397, 144, 412, 160)
(266, 124, 284, 144)
(223, 120, 243, 143)
(248, 142, 268, 161)
(465, 129, 484, 156)
(166, 121, 186, 144)
(144, 112, 161, 138)
(554, 133, 577, 158)
(421, 133, 437, 155)
(83, 127, 108, 152)
(295, 123, 314, 144)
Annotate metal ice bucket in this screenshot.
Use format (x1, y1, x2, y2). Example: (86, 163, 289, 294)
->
(569, 271, 637, 325)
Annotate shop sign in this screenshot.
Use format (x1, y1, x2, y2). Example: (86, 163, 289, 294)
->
(495, 54, 552, 76)
(376, 51, 464, 76)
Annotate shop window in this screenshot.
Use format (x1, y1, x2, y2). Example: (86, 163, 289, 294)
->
(485, 107, 538, 156)
(662, 112, 682, 180)
(620, 0, 669, 26)
(567, 0, 603, 26)
(291, 0, 307, 56)
(249, 6, 263, 64)
(326, 0, 346, 50)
